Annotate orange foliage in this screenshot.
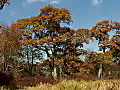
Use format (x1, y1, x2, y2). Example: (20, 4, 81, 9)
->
(24, 40, 37, 46)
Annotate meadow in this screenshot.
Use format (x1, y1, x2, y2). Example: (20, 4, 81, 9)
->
(25, 80, 120, 90)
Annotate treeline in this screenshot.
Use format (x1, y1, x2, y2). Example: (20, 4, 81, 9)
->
(0, 6, 120, 82)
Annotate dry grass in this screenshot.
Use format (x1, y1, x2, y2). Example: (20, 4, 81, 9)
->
(25, 80, 120, 90)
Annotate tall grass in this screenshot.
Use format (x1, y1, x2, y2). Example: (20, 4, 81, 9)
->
(26, 80, 120, 90)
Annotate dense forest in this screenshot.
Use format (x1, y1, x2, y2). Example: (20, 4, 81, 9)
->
(1, 0, 120, 89)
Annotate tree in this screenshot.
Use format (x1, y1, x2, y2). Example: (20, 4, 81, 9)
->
(90, 20, 120, 78)
(109, 22, 120, 59)
(0, 24, 22, 75)
(0, 0, 10, 10)
(16, 6, 72, 79)
(14, 6, 93, 79)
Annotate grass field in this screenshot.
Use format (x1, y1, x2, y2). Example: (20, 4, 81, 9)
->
(25, 80, 120, 90)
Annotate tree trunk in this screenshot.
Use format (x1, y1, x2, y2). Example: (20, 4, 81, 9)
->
(3, 55, 7, 74)
(26, 51, 30, 72)
(59, 63, 62, 80)
(53, 66, 57, 80)
(98, 64, 102, 79)
(30, 51, 34, 75)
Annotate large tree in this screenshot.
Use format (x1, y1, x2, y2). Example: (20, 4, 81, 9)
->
(14, 6, 93, 79)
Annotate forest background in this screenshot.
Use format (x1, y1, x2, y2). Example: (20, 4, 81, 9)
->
(1, 0, 120, 89)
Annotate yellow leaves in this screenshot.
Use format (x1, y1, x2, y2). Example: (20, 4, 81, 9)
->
(32, 27, 40, 31)
(39, 39, 48, 43)
(72, 38, 77, 41)
(19, 46, 23, 48)
(96, 20, 110, 26)
(86, 34, 92, 38)
(104, 51, 113, 55)
(109, 42, 120, 50)
(73, 56, 78, 60)
(39, 37, 52, 44)
(103, 20, 109, 23)
(99, 62, 112, 64)
(92, 26, 97, 30)
(46, 36, 52, 41)
(59, 8, 71, 20)
(60, 8, 70, 14)
(96, 22, 103, 26)
(75, 30, 86, 34)
(29, 32, 33, 34)
(43, 60, 49, 65)
(91, 52, 97, 55)
(55, 39, 65, 43)
(24, 40, 37, 46)
(0, 44, 5, 47)
(75, 64, 81, 67)
(99, 40, 109, 44)
(98, 53, 112, 59)
(55, 59, 64, 65)
(59, 28, 70, 33)
(40, 16, 52, 19)
(59, 35, 67, 39)
(17, 18, 30, 25)
(97, 28, 111, 32)
(112, 22, 117, 25)
(116, 32, 120, 34)
(69, 62, 76, 64)
(40, 6, 54, 11)
(32, 25, 44, 31)
(101, 35, 109, 39)
(56, 54, 64, 59)
(23, 38, 28, 40)
(40, 6, 71, 23)
(23, 32, 30, 36)
(59, 32, 72, 39)
(39, 25, 44, 30)
(103, 24, 110, 27)
(112, 36, 119, 41)
(84, 40, 89, 44)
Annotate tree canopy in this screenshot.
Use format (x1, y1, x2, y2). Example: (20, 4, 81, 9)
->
(1, 5, 120, 80)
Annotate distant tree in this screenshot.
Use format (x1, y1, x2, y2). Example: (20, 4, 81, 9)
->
(0, 0, 10, 10)
(0, 24, 22, 75)
(90, 20, 120, 78)
(109, 22, 120, 61)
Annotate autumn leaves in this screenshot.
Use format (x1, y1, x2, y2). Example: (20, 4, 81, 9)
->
(1, 5, 120, 78)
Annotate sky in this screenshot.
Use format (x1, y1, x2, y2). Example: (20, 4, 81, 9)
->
(0, 0, 119, 52)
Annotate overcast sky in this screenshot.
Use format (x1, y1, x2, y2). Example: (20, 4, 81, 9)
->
(0, 0, 119, 52)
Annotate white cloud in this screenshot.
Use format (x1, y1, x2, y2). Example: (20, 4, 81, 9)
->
(50, 1, 59, 4)
(22, 0, 40, 6)
(41, 0, 50, 2)
(92, 0, 103, 6)
(41, 0, 59, 4)
(26, 0, 39, 4)
(23, 0, 60, 5)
